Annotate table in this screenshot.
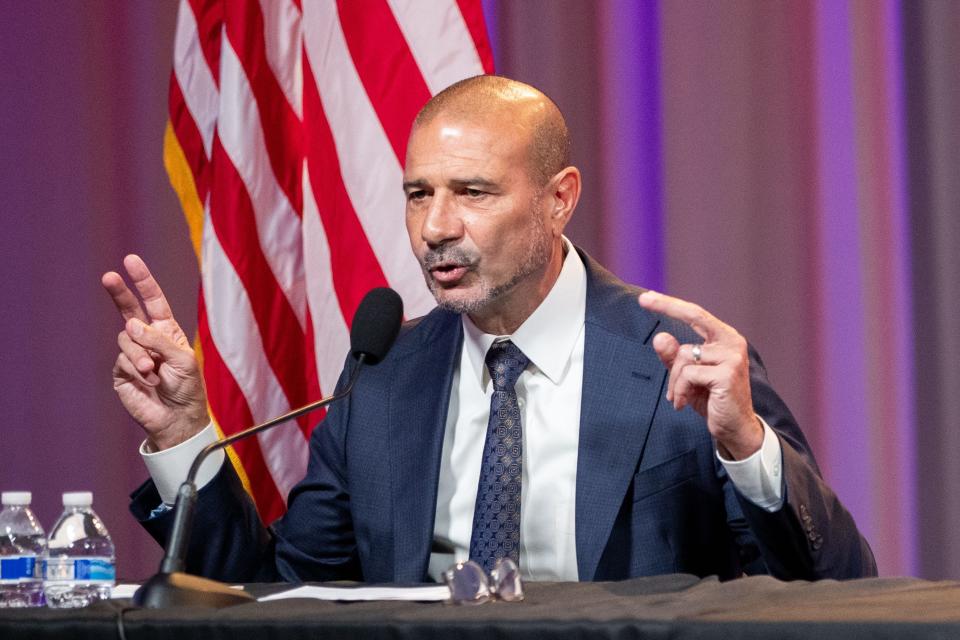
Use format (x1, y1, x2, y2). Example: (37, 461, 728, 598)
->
(4, 574, 960, 639)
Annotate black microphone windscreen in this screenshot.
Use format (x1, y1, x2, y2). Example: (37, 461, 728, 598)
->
(350, 287, 403, 364)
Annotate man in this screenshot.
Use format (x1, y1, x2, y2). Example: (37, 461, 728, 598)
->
(103, 75, 876, 582)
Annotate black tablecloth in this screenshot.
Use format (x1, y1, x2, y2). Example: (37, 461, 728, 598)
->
(4, 575, 960, 639)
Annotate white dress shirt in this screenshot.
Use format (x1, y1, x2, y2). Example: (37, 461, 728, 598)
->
(140, 428, 224, 506)
(428, 240, 588, 581)
(142, 239, 784, 581)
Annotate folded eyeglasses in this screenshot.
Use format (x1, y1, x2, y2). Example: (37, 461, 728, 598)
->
(443, 558, 524, 605)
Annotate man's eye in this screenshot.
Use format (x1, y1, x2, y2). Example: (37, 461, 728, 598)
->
(407, 190, 427, 202)
(464, 188, 485, 198)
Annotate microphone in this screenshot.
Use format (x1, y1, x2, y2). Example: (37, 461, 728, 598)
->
(349, 286, 404, 364)
(134, 287, 403, 608)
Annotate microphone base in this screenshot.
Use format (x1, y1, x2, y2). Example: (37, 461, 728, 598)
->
(133, 572, 255, 608)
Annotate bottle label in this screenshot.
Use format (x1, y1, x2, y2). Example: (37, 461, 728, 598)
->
(0, 555, 39, 583)
(43, 557, 116, 583)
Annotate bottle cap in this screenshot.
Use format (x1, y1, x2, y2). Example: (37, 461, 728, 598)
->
(62, 491, 93, 507)
(1, 491, 32, 506)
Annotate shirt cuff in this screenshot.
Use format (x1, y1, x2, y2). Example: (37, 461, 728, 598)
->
(717, 416, 784, 511)
(140, 423, 225, 505)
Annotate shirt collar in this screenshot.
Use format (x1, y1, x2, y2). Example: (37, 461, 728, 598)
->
(462, 238, 587, 389)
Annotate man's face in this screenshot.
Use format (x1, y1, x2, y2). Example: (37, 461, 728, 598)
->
(403, 113, 553, 318)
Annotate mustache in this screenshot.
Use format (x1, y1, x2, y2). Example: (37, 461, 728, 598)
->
(420, 245, 479, 270)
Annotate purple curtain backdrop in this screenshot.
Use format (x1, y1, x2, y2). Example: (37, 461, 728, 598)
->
(1, 1, 957, 581)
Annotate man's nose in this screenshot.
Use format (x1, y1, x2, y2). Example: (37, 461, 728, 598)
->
(421, 193, 463, 247)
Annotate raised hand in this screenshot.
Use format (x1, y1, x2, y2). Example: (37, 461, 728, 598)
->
(101, 254, 208, 451)
(638, 290, 763, 460)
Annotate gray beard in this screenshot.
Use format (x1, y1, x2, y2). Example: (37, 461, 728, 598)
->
(425, 214, 550, 316)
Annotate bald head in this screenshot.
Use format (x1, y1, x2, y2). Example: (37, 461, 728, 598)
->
(413, 75, 571, 186)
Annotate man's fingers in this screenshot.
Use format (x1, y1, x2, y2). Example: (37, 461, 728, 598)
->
(114, 352, 160, 388)
(667, 342, 718, 404)
(672, 364, 719, 411)
(113, 352, 137, 383)
(123, 254, 176, 322)
(101, 271, 147, 323)
(639, 290, 721, 342)
(103, 254, 178, 325)
(651, 332, 681, 402)
(126, 318, 191, 367)
(117, 330, 156, 376)
(653, 337, 729, 404)
(677, 343, 725, 367)
(651, 331, 680, 368)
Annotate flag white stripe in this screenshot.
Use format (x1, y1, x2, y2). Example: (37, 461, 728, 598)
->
(302, 165, 352, 396)
(258, 0, 304, 120)
(301, 1, 436, 318)
(173, 1, 219, 158)
(202, 206, 308, 498)
(219, 39, 307, 328)
(386, 0, 486, 94)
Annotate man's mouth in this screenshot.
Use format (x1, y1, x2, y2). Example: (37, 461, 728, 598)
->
(429, 262, 470, 285)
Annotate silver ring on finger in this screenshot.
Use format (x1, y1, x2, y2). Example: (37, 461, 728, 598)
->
(692, 344, 702, 364)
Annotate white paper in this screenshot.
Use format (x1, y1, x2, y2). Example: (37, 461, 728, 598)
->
(258, 584, 451, 602)
(111, 584, 141, 599)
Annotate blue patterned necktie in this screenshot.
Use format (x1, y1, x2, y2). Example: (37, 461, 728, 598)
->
(469, 339, 530, 573)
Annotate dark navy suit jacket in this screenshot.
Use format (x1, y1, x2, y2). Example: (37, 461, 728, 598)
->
(131, 250, 877, 582)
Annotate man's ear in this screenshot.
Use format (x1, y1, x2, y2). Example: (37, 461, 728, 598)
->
(549, 166, 581, 234)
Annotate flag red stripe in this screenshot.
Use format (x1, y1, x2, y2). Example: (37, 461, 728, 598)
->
(455, 0, 495, 74)
(187, 0, 225, 88)
(302, 58, 392, 324)
(208, 138, 312, 412)
(223, 0, 304, 214)
(199, 289, 285, 523)
(335, 0, 432, 165)
(168, 74, 210, 200)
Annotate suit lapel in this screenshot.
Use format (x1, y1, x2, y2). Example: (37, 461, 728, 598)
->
(575, 254, 665, 580)
(389, 312, 462, 582)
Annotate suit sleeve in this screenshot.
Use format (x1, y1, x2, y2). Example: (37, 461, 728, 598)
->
(129, 461, 278, 582)
(724, 345, 877, 579)
(128, 358, 363, 583)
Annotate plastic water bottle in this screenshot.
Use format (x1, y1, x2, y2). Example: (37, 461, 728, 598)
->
(43, 492, 115, 608)
(0, 492, 46, 607)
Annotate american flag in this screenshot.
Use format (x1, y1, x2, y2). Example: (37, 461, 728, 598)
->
(164, 0, 494, 523)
